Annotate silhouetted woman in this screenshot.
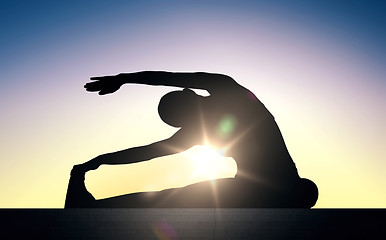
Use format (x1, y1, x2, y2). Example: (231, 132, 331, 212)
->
(65, 71, 318, 208)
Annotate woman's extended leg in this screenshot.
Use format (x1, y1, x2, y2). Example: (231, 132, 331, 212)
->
(64, 166, 317, 208)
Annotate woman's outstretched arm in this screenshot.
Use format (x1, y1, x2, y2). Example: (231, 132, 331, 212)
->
(74, 129, 196, 173)
(84, 71, 239, 95)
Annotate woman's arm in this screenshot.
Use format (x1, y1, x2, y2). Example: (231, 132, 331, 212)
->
(76, 129, 196, 172)
(84, 71, 239, 95)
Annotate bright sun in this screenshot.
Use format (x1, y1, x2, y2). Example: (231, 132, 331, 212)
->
(185, 145, 236, 180)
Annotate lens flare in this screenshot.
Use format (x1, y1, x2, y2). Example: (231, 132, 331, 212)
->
(217, 114, 237, 138)
(152, 219, 178, 240)
(186, 145, 229, 180)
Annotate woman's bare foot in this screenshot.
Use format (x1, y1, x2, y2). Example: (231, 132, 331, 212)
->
(65, 165, 96, 208)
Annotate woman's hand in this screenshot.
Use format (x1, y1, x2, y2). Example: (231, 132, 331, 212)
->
(71, 154, 107, 176)
(84, 74, 125, 95)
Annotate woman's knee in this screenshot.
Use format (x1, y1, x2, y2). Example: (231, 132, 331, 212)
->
(297, 178, 318, 208)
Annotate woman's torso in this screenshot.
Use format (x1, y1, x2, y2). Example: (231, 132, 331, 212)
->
(190, 88, 299, 183)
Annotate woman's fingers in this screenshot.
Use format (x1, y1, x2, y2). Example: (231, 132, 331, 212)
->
(84, 82, 101, 91)
(90, 76, 108, 80)
(90, 75, 116, 80)
(86, 75, 121, 94)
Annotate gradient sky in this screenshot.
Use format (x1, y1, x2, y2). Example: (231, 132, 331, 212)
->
(0, 0, 385, 208)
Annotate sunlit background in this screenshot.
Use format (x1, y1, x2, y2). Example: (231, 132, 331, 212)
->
(0, 0, 385, 208)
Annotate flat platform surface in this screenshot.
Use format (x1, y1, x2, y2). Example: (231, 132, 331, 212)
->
(1, 209, 385, 239)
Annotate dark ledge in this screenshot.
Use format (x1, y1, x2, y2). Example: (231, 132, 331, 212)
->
(1, 209, 385, 239)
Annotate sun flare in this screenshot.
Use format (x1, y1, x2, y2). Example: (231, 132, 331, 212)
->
(185, 145, 234, 180)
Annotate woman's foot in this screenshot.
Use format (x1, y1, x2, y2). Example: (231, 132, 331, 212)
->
(65, 165, 96, 208)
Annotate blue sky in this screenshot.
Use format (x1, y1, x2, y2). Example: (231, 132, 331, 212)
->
(1, 1, 385, 73)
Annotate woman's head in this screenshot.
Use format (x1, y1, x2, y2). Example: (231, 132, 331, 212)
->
(158, 88, 200, 127)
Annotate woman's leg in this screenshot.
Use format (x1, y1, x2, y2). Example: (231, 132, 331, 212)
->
(65, 165, 223, 208)
(65, 165, 317, 208)
(87, 178, 296, 208)
(93, 179, 226, 208)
